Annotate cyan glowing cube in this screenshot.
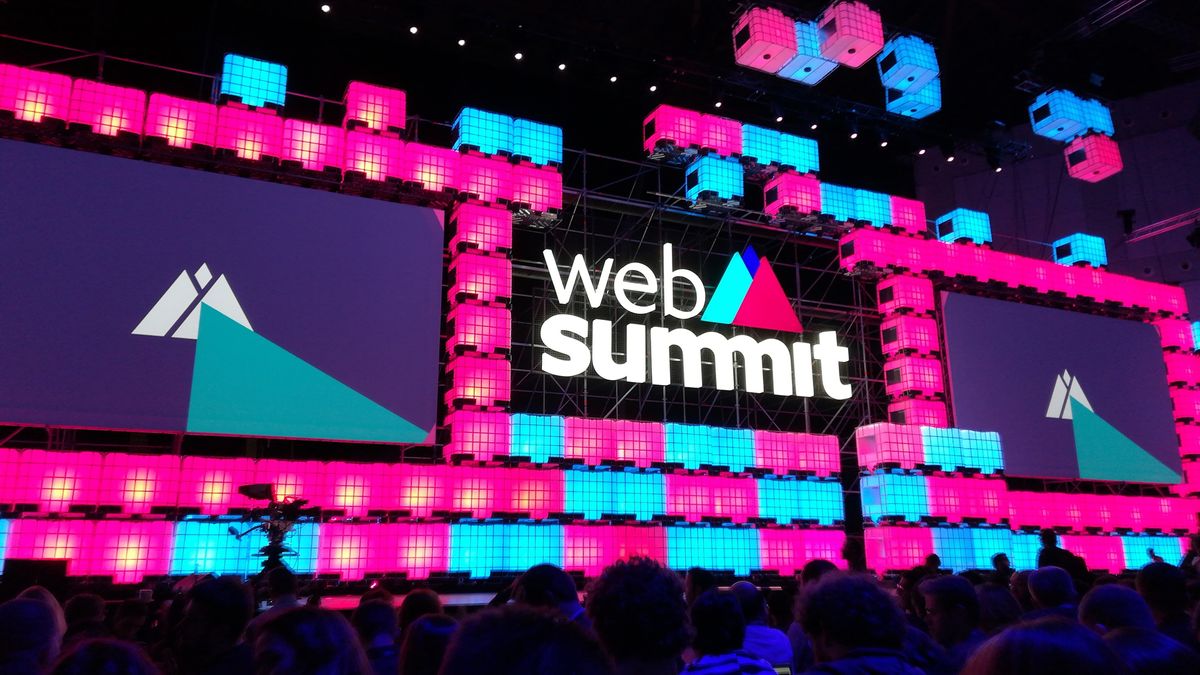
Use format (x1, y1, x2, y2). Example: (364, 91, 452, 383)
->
(933, 527, 1013, 572)
(171, 519, 318, 575)
(859, 472, 929, 523)
(511, 414, 565, 463)
(217, 54, 287, 108)
(1191, 322, 1200, 351)
(935, 208, 992, 244)
(779, 133, 819, 173)
(512, 118, 563, 166)
(886, 78, 941, 119)
(448, 524, 564, 578)
(666, 525, 760, 575)
(1083, 98, 1114, 136)
(757, 477, 844, 525)
(453, 107, 513, 156)
(685, 155, 744, 201)
(778, 21, 839, 85)
(564, 468, 665, 521)
(1052, 232, 1108, 267)
(877, 36, 939, 93)
(665, 423, 754, 471)
(921, 427, 1004, 474)
(1029, 90, 1089, 142)
(742, 124, 782, 165)
(854, 189, 892, 226)
(1121, 535, 1183, 570)
(1010, 531, 1046, 569)
(820, 183, 857, 222)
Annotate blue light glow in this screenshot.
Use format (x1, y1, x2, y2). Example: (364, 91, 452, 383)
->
(1028, 90, 1089, 142)
(512, 118, 563, 166)
(742, 124, 782, 165)
(820, 183, 857, 222)
(665, 423, 755, 471)
(1121, 534, 1181, 570)
(666, 525, 761, 575)
(877, 36, 939, 93)
(1052, 233, 1108, 267)
(935, 208, 992, 244)
(511, 414, 565, 463)
(564, 468, 666, 521)
(860, 472, 929, 524)
(757, 477, 844, 525)
(453, 107, 514, 156)
(778, 21, 838, 85)
(779, 133, 820, 173)
(886, 78, 942, 119)
(217, 54, 288, 108)
(854, 189, 892, 227)
(685, 155, 745, 201)
(921, 427, 1004, 474)
(448, 524, 564, 578)
(171, 519, 318, 576)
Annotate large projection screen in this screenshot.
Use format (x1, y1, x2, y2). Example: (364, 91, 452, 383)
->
(0, 139, 442, 444)
(943, 292, 1181, 483)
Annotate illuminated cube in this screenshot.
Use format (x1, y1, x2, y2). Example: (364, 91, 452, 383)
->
(343, 129, 404, 181)
(1164, 352, 1200, 387)
(779, 133, 820, 173)
(854, 189, 892, 226)
(87, 520, 173, 583)
(888, 196, 927, 236)
(445, 410, 511, 458)
(217, 54, 287, 108)
(403, 142, 460, 192)
(450, 202, 513, 254)
(756, 477, 844, 525)
(459, 153, 514, 203)
(511, 163, 564, 212)
(15, 450, 103, 511)
(215, 104, 283, 161)
(512, 118, 563, 166)
(1028, 89, 1089, 142)
(67, 79, 146, 137)
(0, 64, 72, 123)
(6, 520, 90, 575)
(763, 171, 821, 217)
(1052, 232, 1107, 267)
(666, 525, 760, 576)
(145, 94, 218, 149)
(759, 530, 847, 576)
(860, 473, 929, 523)
(880, 315, 940, 356)
(1153, 319, 1195, 352)
(511, 414, 566, 463)
(1171, 389, 1200, 422)
(1083, 98, 1115, 136)
(453, 107, 513, 156)
(565, 525, 668, 577)
(282, 119, 344, 172)
(343, 81, 406, 132)
(887, 399, 948, 427)
(665, 423, 755, 472)
(883, 355, 944, 397)
(778, 21, 839, 85)
(733, 7, 799, 73)
(855, 423, 925, 471)
(445, 356, 511, 408)
(1065, 133, 1123, 183)
(817, 1, 884, 68)
(447, 303, 511, 356)
(876, 36, 938, 93)
(820, 183, 857, 221)
(864, 527, 934, 574)
(935, 208, 992, 244)
(643, 104, 703, 152)
(752, 430, 840, 476)
(922, 427, 1004, 474)
(886, 78, 941, 119)
(97, 452, 181, 514)
(698, 114, 743, 156)
(741, 124, 781, 165)
(178, 456, 256, 514)
(665, 474, 757, 523)
(877, 275, 935, 315)
(448, 251, 512, 305)
(685, 155, 743, 202)
(612, 421, 666, 467)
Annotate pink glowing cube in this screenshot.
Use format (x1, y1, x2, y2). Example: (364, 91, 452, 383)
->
(448, 252, 512, 305)
(888, 399, 948, 427)
(255, 459, 330, 508)
(1177, 424, 1200, 458)
(880, 315, 940, 357)
(877, 275, 935, 315)
(67, 79, 146, 137)
(817, 1, 885, 68)
(1173, 389, 1200, 422)
(282, 119, 345, 172)
(564, 417, 616, 466)
(395, 465, 449, 517)
(343, 81, 406, 132)
(0, 64, 72, 123)
(375, 523, 450, 579)
(1174, 458, 1200, 497)
(759, 529, 847, 575)
(883, 355, 944, 398)
(665, 474, 757, 523)
(449, 202, 513, 254)
(888, 196, 928, 236)
(698, 114, 743, 156)
(505, 468, 565, 518)
(733, 7, 800, 74)
(447, 303, 511, 357)
(459, 153, 514, 203)
(6, 520, 90, 574)
(16, 450, 103, 511)
(613, 421, 667, 467)
(97, 452, 181, 514)
(763, 171, 821, 217)
(643, 104, 703, 152)
(403, 142, 460, 192)
(322, 462, 388, 516)
(344, 128, 404, 181)
(512, 163, 564, 212)
(145, 94, 218, 149)
(317, 524, 375, 580)
(564, 525, 668, 577)
(179, 456, 256, 514)
(1065, 133, 1123, 182)
(0, 449, 19, 499)
(864, 527, 934, 574)
(1164, 352, 1200, 387)
(1060, 535, 1124, 573)
(753, 431, 840, 476)
(445, 410, 512, 459)
(445, 356, 511, 408)
(84, 520, 173, 583)
(215, 103, 283, 161)
(446, 467, 503, 516)
(854, 423, 925, 471)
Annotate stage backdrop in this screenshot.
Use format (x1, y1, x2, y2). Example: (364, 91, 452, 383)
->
(0, 139, 442, 443)
(943, 292, 1180, 482)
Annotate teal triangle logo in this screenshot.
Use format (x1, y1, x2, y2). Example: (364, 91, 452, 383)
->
(1070, 397, 1180, 484)
(701, 253, 754, 324)
(187, 304, 429, 443)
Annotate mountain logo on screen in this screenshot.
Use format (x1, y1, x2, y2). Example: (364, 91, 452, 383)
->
(1045, 370, 1180, 483)
(701, 245, 803, 333)
(132, 263, 252, 340)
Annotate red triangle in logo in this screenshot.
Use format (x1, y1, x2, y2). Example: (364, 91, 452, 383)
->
(732, 257, 803, 333)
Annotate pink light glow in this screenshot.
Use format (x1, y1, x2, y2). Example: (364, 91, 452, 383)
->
(1060, 534, 1124, 573)
(445, 410, 512, 459)
(0, 64, 72, 123)
(564, 418, 616, 466)
(67, 79, 146, 137)
(1175, 459, 1200, 497)
(877, 275, 935, 316)
(1065, 134, 1123, 183)
(1154, 318, 1195, 352)
(880, 315, 940, 357)
(613, 421, 667, 467)
(83, 521, 173, 583)
(1164, 352, 1200, 387)
(854, 423, 924, 471)
(888, 399, 949, 427)
(664, 474, 758, 523)
(458, 153, 514, 204)
(7, 520, 88, 574)
(373, 523, 450, 579)
(317, 524, 374, 581)
(254, 459, 330, 507)
(1177, 424, 1200, 458)
(447, 303, 511, 357)
(764, 171, 821, 217)
(98, 453, 181, 514)
(698, 114, 743, 156)
(1173, 389, 1200, 423)
(564, 526, 668, 577)
(402, 142, 460, 192)
(343, 81, 406, 132)
(759, 529, 847, 575)
(145, 94, 218, 149)
(282, 119, 345, 172)
(753, 430, 840, 476)
(179, 456, 255, 514)
(643, 104, 703, 153)
(449, 202, 513, 254)
(733, 7, 800, 74)
(446, 468, 502, 515)
(344, 129, 404, 181)
(864, 527, 933, 574)
(215, 104, 283, 161)
(889, 197, 928, 236)
(445, 356, 511, 408)
(817, 1, 885, 68)
(504, 468, 565, 518)
(395, 464, 449, 517)
(449, 252, 512, 305)
(511, 163, 564, 212)
(325, 462, 394, 516)
(883, 355, 944, 398)
(16, 450, 103, 512)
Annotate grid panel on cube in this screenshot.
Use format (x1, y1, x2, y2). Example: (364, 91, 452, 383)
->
(665, 423, 755, 471)
(218, 54, 287, 108)
(511, 414, 565, 463)
(453, 108, 513, 155)
(778, 21, 839, 85)
(883, 355, 944, 397)
(742, 124, 781, 165)
(395, 465, 448, 518)
(930, 527, 973, 571)
(1065, 133, 1123, 183)
(448, 303, 511, 356)
(753, 430, 840, 475)
(888, 399, 949, 427)
(643, 104, 703, 151)
(880, 315, 940, 356)
(450, 202, 513, 253)
(1121, 535, 1186, 570)
(564, 417, 615, 466)
(1028, 89, 1089, 142)
(380, 523, 449, 579)
(935, 208, 992, 244)
(968, 528, 1014, 570)
(449, 252, 512, 304)
(16, 450, 103, 511)
(758, 529, 847, 575)
(448, 524, 564, 577)
(1052, 232, 1108, 267)
(215, 104, 283, 161)
(511, 163, 563, 212)
(665, 474, 757, 523)
(854, 190, 892, 227)
(778, 133, 819, 173)
(145, 94, 218, 149)
(763, 171, 821, 217)
(757, 477, 843, 524)
(876, 36, 939, 93)
(512, 118, 563, 166)
(344, 129, 403, 181)
(686, 155, 744, 201)
(817, 1, 885, 68)
(1061, 534, 1124, 573)
(863, 527, 933, 574)
(564, 469, 665, 521)
(1083, 98, 1115, 136)
(447, 411, 512, 459)
(889, 197, 928, 236)
(6, 519, 90, 574)
(820, 183, 857, 221)
(886, 78, 942, 119)
(87, 521, 173, 583)
(1009, 531, 1044, 569)
(403, 143, 460, 191)
(698, 114, 743, 156)
(1153, 319, 1194, 352)
(732, 7, 799, 74)
(0, 64, 73, 123)
(318, 523, 373, 580)
(98, 452, 182, 513)
(67, 79, 146, 137)
(448, 468, 502, 516)
(459, 153, 514, 203)
(343, 81, 405, 132)
(614, 420, 666, 467)
(860, 472, 929, 523)
(282, 119, 344, 172)
(854, 423, 925, 470)
(877, 275, 935, 315)
(506, 469, 565, 519)
(563, 526, 669, 577)
(666, 525, 760, 575)
(178, 456, 256, 514)
(169, 520, 252, 576)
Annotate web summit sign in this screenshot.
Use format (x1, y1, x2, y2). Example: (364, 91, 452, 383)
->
(538, 244, 853, 399)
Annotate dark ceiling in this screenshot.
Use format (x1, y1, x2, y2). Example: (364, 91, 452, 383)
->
(2, 0, 1198, 194)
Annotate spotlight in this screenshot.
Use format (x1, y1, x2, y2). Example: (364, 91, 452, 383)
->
(409, 26, 418, 34)
(917, 148, 927, 155)
(880, 139, 889, 148)
(649, 85, 657, 92)
(714, 101, 723, 108)
(849, 131, 859, 140)
(946, 155, 956, 162)
(320, 4, 331, 13)
(514, 52, 524, 60)
(775, 116, 784, 123)
(558, 63, 566, 71)
(457, 39, 466, 46)
(994, 166, 1003, 173)
(610, 76, 618, 83)
(810, 123, 818, 130)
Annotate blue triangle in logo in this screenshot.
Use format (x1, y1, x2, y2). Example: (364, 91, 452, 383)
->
(702, 253, 754, 324)
(1070, 398, 1179, 484)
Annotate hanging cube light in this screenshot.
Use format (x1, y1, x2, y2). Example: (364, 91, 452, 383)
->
(511, 163, 564, 212)
(817, 1, 884, 68)
(0, 64, 73, 123)
(820, 183, 857, 222)
(935, 208, 992, 244)
(778, 20, 839, 85)
(779, 133, 820, 174)
(698, 114, 743, 156)
(216, 54, 288, 108)
(643, 104, 703, 152)
(459, 153, 514, 203)
(886, 77, 941, 119)
(1083, 98, 1114, 136)
(1052, 232, 1107, 267)
(343, 81, 406, 132)
(877, 275, 935, 315)
(67, 79, 146, 137)
(685, 155, 744, 202)
(763, 171, 821, 217)
(1028, 89, 1089, 142)
(453, 107, 513, 156)
(876, 36, 939, 93)
(854, 189, 892, 227)
(145, 94, 218, 149)
(887, 398, 948, 427)
(512, 118, 563, 166)
(889, 196, 927, 236)
(1064, 133, 1123, 183)
(732, 7, 799, 74)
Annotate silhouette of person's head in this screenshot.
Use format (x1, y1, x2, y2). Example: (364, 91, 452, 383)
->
(50, 638, 159, 675)
(963, 618, 1125, 675)
(0, 597, 64, 672)
(1028, 567, 1077, 609)
(254, 606, 371, 675)
(689, 591, 745, 658)
(439, 605, 612, 675)
(398, 614, 456, 675)
(586, 557, 689, 672)
(1078, 584, 1155, 634)
(800, 573, 906, 663)
(398, 589, 442, 635)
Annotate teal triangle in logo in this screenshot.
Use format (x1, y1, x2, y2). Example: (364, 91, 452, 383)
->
(701, 253, 754, 324)
(1070, 398, 1179, 484)
(187, 304, 429, 443)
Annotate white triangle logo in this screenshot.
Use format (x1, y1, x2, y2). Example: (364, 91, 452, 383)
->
(1046, 369, 1093, 420)
(132, 264, 252, 340)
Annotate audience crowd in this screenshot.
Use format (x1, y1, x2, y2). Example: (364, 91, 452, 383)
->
(1, 529, 1199, 674)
